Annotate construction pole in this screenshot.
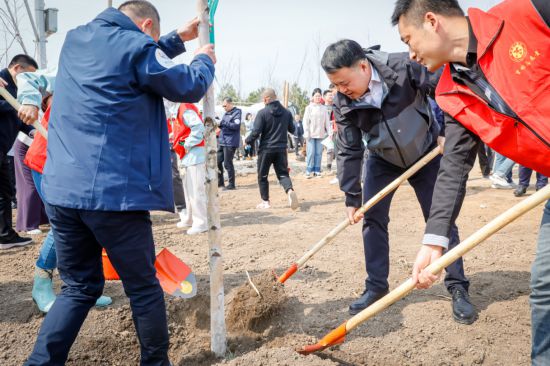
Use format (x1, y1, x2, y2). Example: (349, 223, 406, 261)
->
(4, 0, 29, 54)
(197, 0, 226, 357)
(23, 0, 39, 44)
(35, 0, 47, 68)
(283, 81, 289, 108)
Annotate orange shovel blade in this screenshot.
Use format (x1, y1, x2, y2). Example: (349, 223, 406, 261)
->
(296, 322, 348, 355)
(155, 248, 196, 299)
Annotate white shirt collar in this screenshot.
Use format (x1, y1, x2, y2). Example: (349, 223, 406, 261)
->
(355, 62, 383, 108)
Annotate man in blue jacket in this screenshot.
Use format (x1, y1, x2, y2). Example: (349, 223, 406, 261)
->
(22, 2, 215, 365)
(217, 97, 242, 190)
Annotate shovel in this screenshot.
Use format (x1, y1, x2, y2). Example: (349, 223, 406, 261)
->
(155, 248, 197, 299)
(277, 146, 442, 283)
(0, 86, 48, 139)
(103, 248, 197, 299)
(298, 184, 550, 355)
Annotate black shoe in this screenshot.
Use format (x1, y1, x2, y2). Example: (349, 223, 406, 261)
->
(349, 289, 389, 315)
(514, 185, 527, 197)
(451, 287, 477, 324)
(222, 185, 236, 191)
(0, 234, 33, 249)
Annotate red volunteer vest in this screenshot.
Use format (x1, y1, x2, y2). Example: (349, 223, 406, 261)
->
(172, 103, 205, 159)
(435, 0, 550, 176)
(24, 105, 50, 174)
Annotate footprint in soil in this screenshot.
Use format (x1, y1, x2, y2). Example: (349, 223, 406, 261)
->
(0, 281, 43, 324)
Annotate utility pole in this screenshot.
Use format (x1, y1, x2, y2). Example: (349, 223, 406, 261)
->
(35, 0, 47, 68)
(108, 0, 112, 7)
(23, 1, 39, 47)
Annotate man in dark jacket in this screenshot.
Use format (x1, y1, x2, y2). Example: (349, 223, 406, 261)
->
(21, 2, 215, 365)
(321, 40, 474, 323)
(245, 89, 299, 210)
(292, 113, 304, 159)
(0, 55, 37, 249)
(217, 97, 241, 190)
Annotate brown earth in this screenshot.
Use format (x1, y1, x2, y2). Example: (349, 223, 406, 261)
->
(0, 156, 542, 365)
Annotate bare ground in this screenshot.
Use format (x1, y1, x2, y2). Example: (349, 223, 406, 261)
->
(0, 156, 541, 365)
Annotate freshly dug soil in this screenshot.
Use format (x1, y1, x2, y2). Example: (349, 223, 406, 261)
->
(226, 270, 287, 332)
(219, 347, 339, 365)
(0, 159, 541, 365)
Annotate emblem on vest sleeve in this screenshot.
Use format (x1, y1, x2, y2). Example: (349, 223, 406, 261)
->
(509, 42, 527, 62)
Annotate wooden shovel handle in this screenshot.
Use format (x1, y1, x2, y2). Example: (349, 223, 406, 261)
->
(345, 184, 550, 331)
(0, 86, 48, 139)
(295, 146, 442, 268)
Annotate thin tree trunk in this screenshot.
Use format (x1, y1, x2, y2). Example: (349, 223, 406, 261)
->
(196, 0, 226, 357)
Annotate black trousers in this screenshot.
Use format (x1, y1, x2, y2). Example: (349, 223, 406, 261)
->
(293, 136, 304, 156)
(477, 143, 494, 177)
(257, 150, 293, 201)
(217, 145, 236, 187)
(170, 151, 186, 210)
(0, 152, 16, 241)
(362, 153, 468, 293)
(7, 155, 16, 204)
(26, 206, 169, 365)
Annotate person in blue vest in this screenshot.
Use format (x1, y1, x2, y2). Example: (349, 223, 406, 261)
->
(217, 97, 242, 190)
(18, 1, 216, 365)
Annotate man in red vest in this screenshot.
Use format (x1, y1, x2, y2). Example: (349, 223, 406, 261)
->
(392, 0, 550, 362)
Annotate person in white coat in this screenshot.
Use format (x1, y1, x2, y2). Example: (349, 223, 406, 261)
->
(175, 104, 208, 235)
(302, 88, 331, 177)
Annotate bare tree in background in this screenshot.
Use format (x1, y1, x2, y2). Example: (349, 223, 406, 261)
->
(312, 31, 321, 88)
(262, 49, 278, 87)
(0, 0, 29, 67)
(294, 48, 308, 85)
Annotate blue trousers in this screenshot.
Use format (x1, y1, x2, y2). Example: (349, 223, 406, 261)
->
(531, 199, 550, 365)
(31, 171, 56, 270)
(25, 206, 169, 366)
(362, 154, 468, 293)
(519, 166, 548, 190)
(306, 138, 323, 174)
(494, 153, 515, 179)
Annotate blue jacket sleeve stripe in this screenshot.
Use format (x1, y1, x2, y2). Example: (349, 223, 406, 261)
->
(136, 48, 215, 103)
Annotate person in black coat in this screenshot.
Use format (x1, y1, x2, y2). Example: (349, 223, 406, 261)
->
(245, 88, 299, 210)
(292, 113, 304, 158)
(0, 54, 38, 249)
(322, 40, 473, 323)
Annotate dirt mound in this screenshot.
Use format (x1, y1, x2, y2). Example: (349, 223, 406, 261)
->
(64, 293, 214, 365)
(218, 347, 339, 366)
(0, 167, 539, 365)
(226, 270, 287, 332)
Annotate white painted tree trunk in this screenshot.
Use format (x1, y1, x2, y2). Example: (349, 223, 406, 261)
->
(196, 0, 226, 357)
